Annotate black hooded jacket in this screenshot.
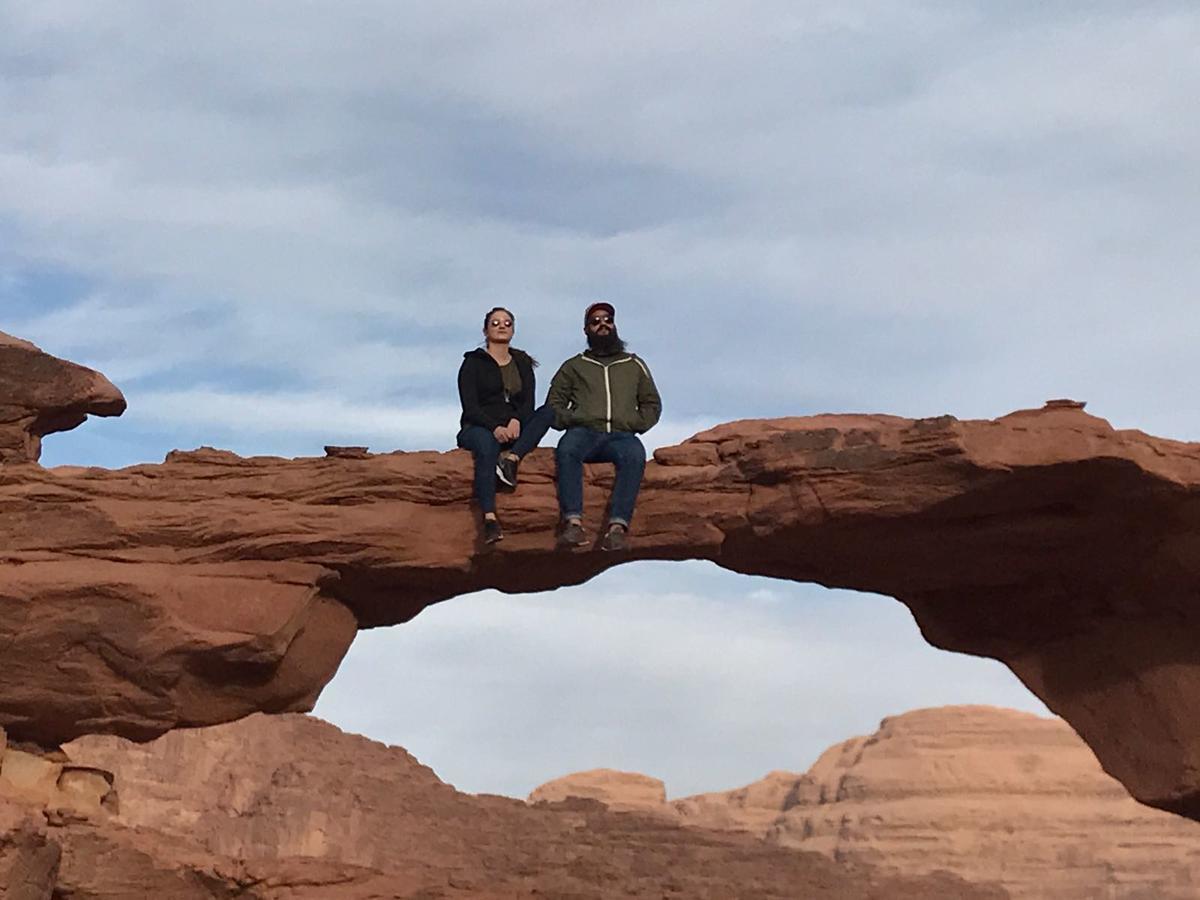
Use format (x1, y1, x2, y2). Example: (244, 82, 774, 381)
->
(457, 347, 537, 432)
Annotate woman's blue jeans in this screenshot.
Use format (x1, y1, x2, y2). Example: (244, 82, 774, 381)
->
(457, 404, 555, 514)
(555, 428, 646, 527)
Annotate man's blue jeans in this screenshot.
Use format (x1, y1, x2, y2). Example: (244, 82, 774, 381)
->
(457, 404, 555, 514)
(555, 428, 646, 527)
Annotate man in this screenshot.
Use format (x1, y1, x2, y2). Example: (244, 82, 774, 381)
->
(546, 302, 662, 551)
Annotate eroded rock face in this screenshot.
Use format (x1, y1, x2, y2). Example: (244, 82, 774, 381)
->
(0, 788, 392, 900)
(532, 706, 1200, 900)
(767, 706, 1200, 899)
(61, 713, 1003, 899)
(0, 726, 117, 820)
(529, 769, 670, 813)
(0, 333, 125, 464)
(0, 800, 60, 900)
(4, 330, 1200, 819)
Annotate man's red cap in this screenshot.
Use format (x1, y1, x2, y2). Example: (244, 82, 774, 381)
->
(584, 302, 615, 326)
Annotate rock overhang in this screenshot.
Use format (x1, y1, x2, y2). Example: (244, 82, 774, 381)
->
(0, 335, 126, 465)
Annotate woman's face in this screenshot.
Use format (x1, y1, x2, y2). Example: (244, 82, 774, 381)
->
(485, 310, 514, 342)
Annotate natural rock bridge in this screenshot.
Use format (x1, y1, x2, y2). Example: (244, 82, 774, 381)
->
(4, 330, 1200, 820)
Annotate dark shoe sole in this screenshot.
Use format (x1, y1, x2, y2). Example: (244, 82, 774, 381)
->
(496, 459, 519, 489)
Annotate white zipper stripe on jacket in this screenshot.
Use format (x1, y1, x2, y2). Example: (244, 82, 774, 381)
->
(580, 354, 637, 433)
(604, 366, 612, 431)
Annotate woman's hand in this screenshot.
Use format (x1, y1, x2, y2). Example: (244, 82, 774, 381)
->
(507, 418, 521, 440)
(493, 425, 509, 442)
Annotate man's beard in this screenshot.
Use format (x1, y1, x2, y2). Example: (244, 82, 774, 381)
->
(587, 328, 626, 355)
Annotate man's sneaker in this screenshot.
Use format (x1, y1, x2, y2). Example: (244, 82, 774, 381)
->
(483, 519, 503, 544)
(496, 454, 520, 490)
(600, 523, 629, 552)
(557, 520, 588, 548)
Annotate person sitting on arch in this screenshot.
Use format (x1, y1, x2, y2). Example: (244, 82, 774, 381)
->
(456, 306, 555, 544)
(546, 302, 662, 552)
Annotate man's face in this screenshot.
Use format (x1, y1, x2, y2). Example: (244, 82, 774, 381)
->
(586, 310, 615, 336)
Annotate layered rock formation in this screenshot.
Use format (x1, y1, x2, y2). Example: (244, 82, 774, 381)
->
(529, 768, 670, 814)
(531, 706, 1200, 899)
(0, 784, 403, 900)
(53, 714, 1002, 899)
(0, 332, 125, 464)
(5, 331, 1200, 819)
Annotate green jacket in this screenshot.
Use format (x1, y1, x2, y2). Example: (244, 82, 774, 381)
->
(546, 350, 662, 434)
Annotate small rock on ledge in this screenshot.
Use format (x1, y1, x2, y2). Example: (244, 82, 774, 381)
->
(1043, 398, 1087, 410)
(325, 446, 371, 459)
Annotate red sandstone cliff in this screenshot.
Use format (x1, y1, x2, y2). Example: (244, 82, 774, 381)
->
(37, 714, 998, 899)
(5, 331, 1200, 822)
(531, 706, 1200, 899)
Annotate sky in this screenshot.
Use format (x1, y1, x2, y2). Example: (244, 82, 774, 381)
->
(2, 1, 1196, 797)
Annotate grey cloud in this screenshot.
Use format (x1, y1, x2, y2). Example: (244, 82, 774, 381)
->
(5, 0, 1199, 439)
(3, 1, 1198, 792)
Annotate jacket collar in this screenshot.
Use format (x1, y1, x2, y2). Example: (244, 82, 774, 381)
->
(582, 349, 631, 363)
(466, 347, 527, 363)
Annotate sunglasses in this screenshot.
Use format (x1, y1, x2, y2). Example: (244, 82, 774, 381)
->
(588, 315, 614, 326)
(489, 319, 513, 328)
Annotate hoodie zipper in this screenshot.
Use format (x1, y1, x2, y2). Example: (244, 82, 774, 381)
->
(583, 354, 631, 433)
(603, 365, 612, 432)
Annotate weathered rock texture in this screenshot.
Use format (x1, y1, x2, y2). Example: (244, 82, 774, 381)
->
(0, 784, 397, 900)
(0, 333, 125, 464)
(531, 706, 1200, 899)
(56, 713, 1002, 899)
(5, 331, 1200, 820)
(528, 768, 671, 814)
(0, 726, 116, 821)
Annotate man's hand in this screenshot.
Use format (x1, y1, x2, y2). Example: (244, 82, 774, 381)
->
(506, 418, 521, 440)
(493, 425, 509, 442)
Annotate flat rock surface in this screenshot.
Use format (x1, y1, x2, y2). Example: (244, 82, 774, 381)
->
(6, 330, 1200, 819)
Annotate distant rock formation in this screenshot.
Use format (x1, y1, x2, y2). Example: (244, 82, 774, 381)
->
(531, 706, 1200, 899)
(5, 329, 1200, 820)
(529, 768, 670, 814)
(49, 714, 1001, 899)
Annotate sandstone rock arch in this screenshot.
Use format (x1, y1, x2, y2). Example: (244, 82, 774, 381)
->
(4, 331, 1200, 821)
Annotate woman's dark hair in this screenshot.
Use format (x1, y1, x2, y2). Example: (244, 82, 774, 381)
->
(481, 307, 537, 366)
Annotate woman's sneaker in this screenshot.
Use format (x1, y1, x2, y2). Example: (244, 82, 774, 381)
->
(496, 454, 520, 490)
(483, 519, 504, 544)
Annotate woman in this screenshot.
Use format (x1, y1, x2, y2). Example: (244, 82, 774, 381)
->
(457, 307, 555, 543)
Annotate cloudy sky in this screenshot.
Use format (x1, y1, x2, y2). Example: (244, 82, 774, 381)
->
(3, 1, 1196, 796)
